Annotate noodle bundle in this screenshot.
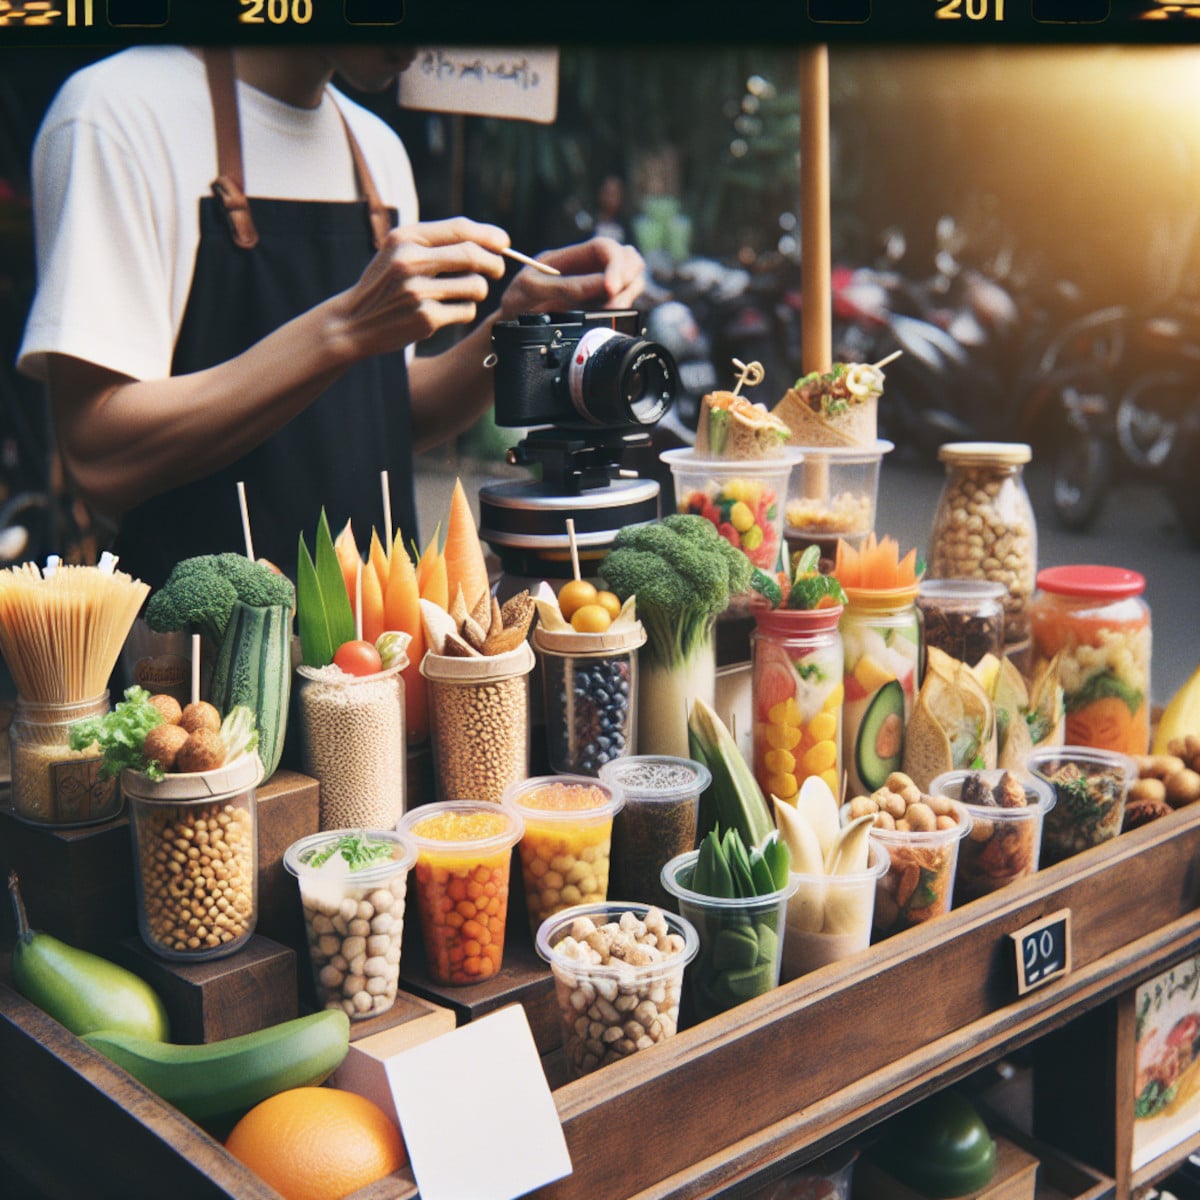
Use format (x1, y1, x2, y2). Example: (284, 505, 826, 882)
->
(0, 563, 150, 703)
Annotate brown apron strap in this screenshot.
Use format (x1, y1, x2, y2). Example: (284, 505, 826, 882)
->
(202, 47, 391, 253)
(204, 47, 259, 249)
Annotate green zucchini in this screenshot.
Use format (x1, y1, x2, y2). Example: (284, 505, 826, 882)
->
(83, 1009, 350, 1134)
(209, 600, 292, 780)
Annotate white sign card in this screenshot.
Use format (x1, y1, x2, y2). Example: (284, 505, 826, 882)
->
(399, 47, 560, 124)
(385, 1004, 572, 1200)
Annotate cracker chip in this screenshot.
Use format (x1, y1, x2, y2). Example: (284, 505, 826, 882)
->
(450, 584, 469, 632)
(469, 589, 492, 633)
(501, 590, 536, 637)
(490, 595, 504, 637)
(462, 614, 489, 653)
(483, 625, 529, 656)
(443, 630, 481, 658)
(420, 599, 458, 656)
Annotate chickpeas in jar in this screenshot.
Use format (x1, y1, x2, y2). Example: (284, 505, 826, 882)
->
(1030, 565, 1151, 756)
(928, 443, 1037, 646)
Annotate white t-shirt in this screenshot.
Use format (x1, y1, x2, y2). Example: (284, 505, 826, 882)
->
(17, 45, 419, 383)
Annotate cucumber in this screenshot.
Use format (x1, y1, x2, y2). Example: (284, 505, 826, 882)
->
(83, 1009, 350, 1133)
(209, 600, 292, 780)
(8, 872, 170, 1041)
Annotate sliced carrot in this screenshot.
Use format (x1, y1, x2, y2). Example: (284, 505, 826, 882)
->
(361, 558, 386, 645)
(415, 524, 441, 593)
(384, 541, 428, 742)
(421, 549, 449, 610)
(1067, 696, 1148, 755)
(368, 528, 391, 596)
(333, 518, 361, 610)
(443, 478, 490, 615)
(897, 547, 918, 587)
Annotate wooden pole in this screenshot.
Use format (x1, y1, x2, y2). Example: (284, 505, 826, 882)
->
(799, 46, 832, 503)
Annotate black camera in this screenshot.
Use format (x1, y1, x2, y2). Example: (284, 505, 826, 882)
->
(490, 309, 680, 432)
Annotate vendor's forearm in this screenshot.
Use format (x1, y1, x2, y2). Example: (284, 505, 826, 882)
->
(49, 302, 355, 517)
(408, 314, 502, 453)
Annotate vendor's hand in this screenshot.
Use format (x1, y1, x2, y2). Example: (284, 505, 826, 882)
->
(334, 217, 509, 358)
(497, 236, 645, 321)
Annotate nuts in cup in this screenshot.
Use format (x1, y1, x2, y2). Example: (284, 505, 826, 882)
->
(284, 829, 415, 1019)
(398, 800, 524, 987)
(535, 902, 698, 1077)
(503, 776, 623, 936)
(843, 771, 971, 937)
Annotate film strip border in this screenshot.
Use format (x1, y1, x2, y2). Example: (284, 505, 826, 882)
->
(0, 0, 1199, 45)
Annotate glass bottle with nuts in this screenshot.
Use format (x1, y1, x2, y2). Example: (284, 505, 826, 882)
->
(928, 442, 1038, 654)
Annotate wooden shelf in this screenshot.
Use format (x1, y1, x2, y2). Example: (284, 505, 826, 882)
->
(3, 795, 1198, 1197)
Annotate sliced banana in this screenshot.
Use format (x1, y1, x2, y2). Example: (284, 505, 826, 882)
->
(610, 593, 638, 629)
(773, 794, 825, 878)
(824, 813, 876, 876)
(534, 596, 573, 633)
(795, 775, 841, 860)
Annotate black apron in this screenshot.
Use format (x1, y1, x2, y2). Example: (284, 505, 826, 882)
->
(112, 48, 418, 589)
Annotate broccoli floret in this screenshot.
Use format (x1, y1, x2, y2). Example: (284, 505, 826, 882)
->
(145, 554, 294, 645)
(601, 516, 753, 670)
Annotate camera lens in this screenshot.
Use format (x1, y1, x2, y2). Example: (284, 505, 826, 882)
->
(567, 328, 679, 427)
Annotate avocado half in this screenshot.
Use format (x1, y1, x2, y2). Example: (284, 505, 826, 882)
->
(876, 1090, 998, 1198)
(855, 678, 905, 790)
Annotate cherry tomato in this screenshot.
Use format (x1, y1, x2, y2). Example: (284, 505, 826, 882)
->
(333, 639, 383, 676)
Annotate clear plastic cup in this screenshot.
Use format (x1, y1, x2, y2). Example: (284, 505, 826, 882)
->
(122, 752, 262, 962)
(283, 829, 415, 1019)
(931, 768, 1055, 902)
(660, 850, 798, 1020)
(502, 775, 624, 935)
(661, 448, 798, 574)
(839, 801, 971, 938)
(1026, 745, 1136, 865)
(599, 755, 710, 911)
(782, 841, 889, 982)
(749, 1145, 859, 1200)
(535, 901, 699, 1077)
(398, 800, 525, 987)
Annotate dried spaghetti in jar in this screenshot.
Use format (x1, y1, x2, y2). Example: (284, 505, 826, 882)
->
(1030, 565, 1151, 756)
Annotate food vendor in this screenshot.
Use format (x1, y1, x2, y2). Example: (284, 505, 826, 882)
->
(15, 45, 645, 587)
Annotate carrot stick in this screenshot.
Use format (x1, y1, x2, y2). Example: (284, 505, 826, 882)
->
(443, 477, 489, 615)
(384, 543, 428, 742)
(368, 528, 391, 596)
(362, 558, 386, 645)
(333, 519, 360, 610)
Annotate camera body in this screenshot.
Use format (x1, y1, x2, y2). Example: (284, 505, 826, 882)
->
(491, 309, 679, 432)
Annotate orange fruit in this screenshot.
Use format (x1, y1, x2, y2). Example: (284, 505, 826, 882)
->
(225, 1086, 406, 1200)
(557, 578, 597, 619)
(571, 603, 613, 633)
(594, 590, 622, 619)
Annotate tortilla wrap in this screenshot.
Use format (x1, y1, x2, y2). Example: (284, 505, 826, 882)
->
(903, 649, 997, 791)
(695, 390, 791, 460)
(773, 386, 878, 448)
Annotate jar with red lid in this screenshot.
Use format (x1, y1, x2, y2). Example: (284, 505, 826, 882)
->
(751, 606, 844, 806)
(1030, 565, 1151, 756)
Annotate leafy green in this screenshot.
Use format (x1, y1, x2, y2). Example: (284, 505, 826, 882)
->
(1066, 669, 1144, 716)
(690, 828, 790, 900)
(296, 509, 356, 667)
(68, 686, 166, 781)
(303, 833, 397, 871)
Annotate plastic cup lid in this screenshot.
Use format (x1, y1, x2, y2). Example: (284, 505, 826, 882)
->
(1035, 564, 1146, 599)
(937, 441, 1031, 466)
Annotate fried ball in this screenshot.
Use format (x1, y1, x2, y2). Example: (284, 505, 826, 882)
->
(142, 723, 190, 773)
(175, 728, 226, 774)
(179, 700, 221, 735)
(147, 694, 183, 725)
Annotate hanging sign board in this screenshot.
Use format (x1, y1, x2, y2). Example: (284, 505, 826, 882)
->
(399, 47, 559, 123)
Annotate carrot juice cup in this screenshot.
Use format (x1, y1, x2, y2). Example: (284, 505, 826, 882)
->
(398, 800, 524, 987)
(503, 775, 624, 936)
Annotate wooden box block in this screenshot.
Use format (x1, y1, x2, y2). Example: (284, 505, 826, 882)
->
(333, 991, 457, 1122)
(253, 769, 319, 952)
(854, 1136, 1039, 1200)
(0, 799, 136, 954)
(113, 934, 297, 1044)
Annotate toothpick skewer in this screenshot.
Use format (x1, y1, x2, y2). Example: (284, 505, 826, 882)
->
(236, 481, 255, 561)
(380, 470, 393, 555)
(191, 634, 201, 706)
(872, 349, 903, 370)
(565, 518, 582, 581)
(731, 358, 766, 398)
(501, 247, 561, 276)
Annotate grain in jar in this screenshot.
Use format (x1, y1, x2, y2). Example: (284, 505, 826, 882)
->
(122, 753, 262, 961)
(928, 442, 1037, 646)
(297, 663, 406, 830)
(422, 642, 534, 804)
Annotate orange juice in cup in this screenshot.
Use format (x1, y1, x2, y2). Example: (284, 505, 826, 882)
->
(398, 800, 524, 986)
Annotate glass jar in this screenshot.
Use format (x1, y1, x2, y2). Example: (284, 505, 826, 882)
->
(916, 579, 1007, 670)
(532, 622, 644, 775)
(8, 691, 120, 827)
(840, 587, 920, 798)
(1030, 564, 1151, 756)
(297, 663, 407, 830)
(422, 642, 534, 804)
(123, 752, 262, 961)
(751, 606, 844, 805)
(928, 442, 1037, 646)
